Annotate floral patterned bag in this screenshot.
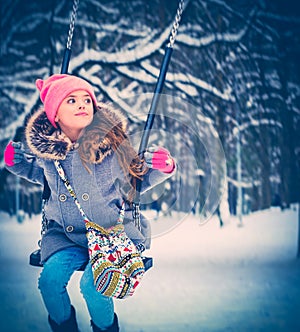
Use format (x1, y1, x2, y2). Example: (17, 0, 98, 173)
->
(54, 160, 145, 299)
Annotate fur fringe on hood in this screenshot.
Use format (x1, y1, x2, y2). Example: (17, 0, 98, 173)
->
(25, 102, 128, 163)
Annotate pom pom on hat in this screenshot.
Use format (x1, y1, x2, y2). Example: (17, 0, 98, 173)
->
(36, 74, 97, 128)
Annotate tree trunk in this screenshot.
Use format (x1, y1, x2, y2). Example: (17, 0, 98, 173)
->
(277, 36, 299, 207)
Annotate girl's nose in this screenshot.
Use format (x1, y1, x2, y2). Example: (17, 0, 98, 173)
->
(78, 103, 85, 109)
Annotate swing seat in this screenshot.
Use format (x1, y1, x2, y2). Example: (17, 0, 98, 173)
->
(30, 248, 153, 271)
(29, 249, 42, 267)
(29, 248, 87, 271)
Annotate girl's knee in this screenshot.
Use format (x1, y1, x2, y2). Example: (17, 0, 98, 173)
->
(80, 266, 105, 301)
(38, 265, 67, 294)
(79, 268, 93, 295)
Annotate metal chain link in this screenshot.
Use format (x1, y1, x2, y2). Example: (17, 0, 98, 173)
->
(133, 202, 141, 231)
(37, 199, 48, 248)
(167, 0, 185, 48)
(41, 200, 48, 236)
(66, 0, 79, 49)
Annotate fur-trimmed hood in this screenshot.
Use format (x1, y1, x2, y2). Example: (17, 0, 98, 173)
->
(25, 102, 128, 162)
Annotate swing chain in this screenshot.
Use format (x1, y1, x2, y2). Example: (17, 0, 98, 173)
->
(36, 198, 49, 248)
(167, 0, 185, 48)
(41, 199, 48, 236)
(132, 202, 141, 231)
(66, 0, 79, 49)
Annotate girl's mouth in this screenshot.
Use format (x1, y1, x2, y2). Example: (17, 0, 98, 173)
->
(75, 112, 89, 116)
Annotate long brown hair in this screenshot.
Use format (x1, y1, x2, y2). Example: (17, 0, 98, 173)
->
(78, 104, 147, 202)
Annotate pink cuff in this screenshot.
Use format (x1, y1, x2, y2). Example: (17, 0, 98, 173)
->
(152, 147, 175, 173)
(4, 142, 15, 167)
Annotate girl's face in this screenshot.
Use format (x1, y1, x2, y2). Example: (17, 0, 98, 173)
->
(55, 90, 94, 133)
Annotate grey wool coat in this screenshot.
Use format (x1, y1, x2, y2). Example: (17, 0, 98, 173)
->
(7, 104, 174, 263)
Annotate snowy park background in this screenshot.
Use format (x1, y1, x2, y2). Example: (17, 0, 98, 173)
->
(0, 206, 299, 332)
(1, 0, 299, 216)
(0, 1, 300, 331)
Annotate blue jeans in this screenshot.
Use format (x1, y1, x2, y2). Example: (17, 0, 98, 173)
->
(38, 246, 114, 328)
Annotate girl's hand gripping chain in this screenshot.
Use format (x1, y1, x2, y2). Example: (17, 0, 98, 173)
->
(144, 146, 175, 173)
(4, 142, 24, 167)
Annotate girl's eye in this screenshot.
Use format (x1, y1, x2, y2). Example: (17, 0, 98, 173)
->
(67, 98, 76, 104)
(85, 98, 92, 104)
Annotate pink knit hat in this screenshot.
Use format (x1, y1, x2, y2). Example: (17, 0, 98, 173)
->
(36, 74, 98, 128)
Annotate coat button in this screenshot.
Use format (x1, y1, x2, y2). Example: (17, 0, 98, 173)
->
(59, 194, 67, 202)
(66, 225, 74, 233)
(82, 193, 89, 201)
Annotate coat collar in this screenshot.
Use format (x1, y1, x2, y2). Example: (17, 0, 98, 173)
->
(25, 103, 127, 162)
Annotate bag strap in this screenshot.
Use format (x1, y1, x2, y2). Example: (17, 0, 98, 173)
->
(54, 160, 125, 224)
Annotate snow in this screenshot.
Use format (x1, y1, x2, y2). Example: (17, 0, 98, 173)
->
(0, 207, 299, 332)
(165, 72, 234, 101)
(70, 25, 171, 66)
(176, 19, 251, 47)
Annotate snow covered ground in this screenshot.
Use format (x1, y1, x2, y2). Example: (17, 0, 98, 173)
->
(0, 206, 299, 332)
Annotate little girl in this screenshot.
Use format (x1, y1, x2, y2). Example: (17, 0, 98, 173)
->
(4, 74, 175, 332)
